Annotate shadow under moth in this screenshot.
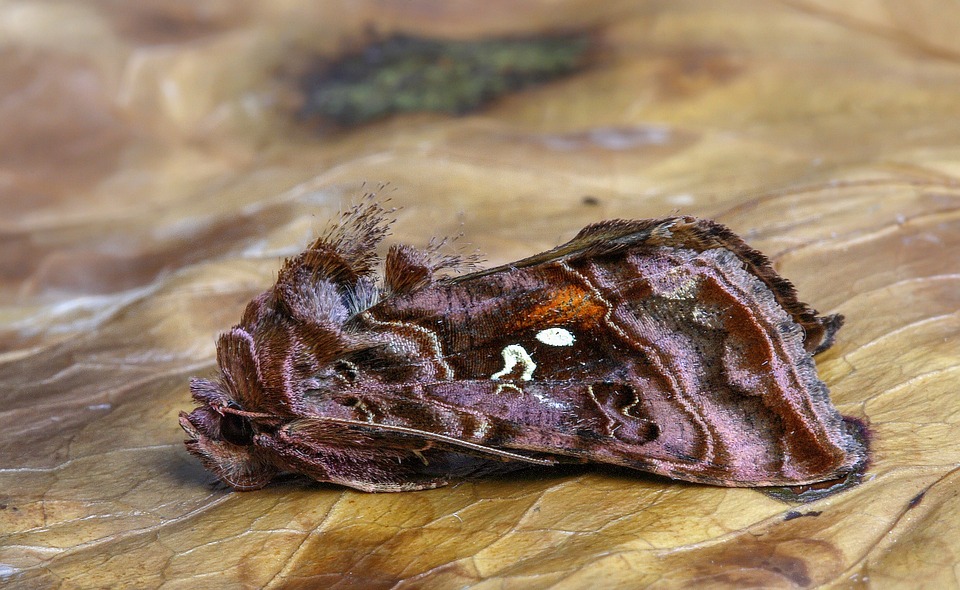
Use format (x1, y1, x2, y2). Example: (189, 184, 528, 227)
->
(180, 199, 867, 492)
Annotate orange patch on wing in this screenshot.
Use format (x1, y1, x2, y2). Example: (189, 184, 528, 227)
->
(522, 284, 607, 328)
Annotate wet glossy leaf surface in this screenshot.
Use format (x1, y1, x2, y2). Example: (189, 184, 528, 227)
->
(2, 2, 959, 588)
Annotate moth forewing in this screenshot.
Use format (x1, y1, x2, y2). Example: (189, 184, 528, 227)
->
(181, 201, 867, 492)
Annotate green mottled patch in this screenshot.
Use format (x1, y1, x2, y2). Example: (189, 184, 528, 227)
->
(301, 34, 590, 126)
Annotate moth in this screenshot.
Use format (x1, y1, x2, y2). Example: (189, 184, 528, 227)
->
(180, 199, 867, 492)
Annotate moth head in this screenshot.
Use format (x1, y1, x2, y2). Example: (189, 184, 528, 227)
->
(179, 328, 280, 490)
(181, 202, 394, 489)
(180, 278, 381, 489)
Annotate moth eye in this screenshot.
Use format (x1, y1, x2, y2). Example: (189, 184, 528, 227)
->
(220, 412, 255, 446)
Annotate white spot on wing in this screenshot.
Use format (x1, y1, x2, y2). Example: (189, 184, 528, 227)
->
(535, 327, 575, 346)
(491, 344, 536, 381)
